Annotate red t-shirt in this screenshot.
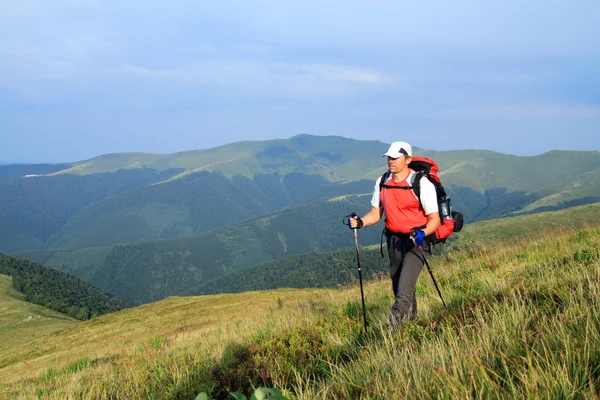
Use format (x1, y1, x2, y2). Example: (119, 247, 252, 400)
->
(380, 172, 428, 234)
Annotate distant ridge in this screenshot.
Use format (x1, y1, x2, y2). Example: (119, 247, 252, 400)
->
(2, 134, 599, 263)
(0, 163, 73, 180)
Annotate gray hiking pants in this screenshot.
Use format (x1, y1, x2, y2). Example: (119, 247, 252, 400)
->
(386, 233, 430, 328)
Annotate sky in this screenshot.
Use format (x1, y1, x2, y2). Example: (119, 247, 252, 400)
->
(1, 1, 599, 163)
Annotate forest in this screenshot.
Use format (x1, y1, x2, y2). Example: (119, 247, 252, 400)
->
(0, 253, 130, 320)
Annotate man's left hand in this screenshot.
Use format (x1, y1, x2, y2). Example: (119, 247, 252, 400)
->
(411, 229, 426, 246)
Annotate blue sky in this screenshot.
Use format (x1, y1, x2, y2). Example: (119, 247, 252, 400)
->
(1, 1, 599, 163)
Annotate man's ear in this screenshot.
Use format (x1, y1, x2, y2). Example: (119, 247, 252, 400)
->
(405, 156, 412, 165)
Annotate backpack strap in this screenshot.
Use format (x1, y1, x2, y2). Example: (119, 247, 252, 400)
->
(379, 171, 415, 191)
(378, 171, 389, 193)
(379, 170, 425, 209)
(412, 171, 425, 211)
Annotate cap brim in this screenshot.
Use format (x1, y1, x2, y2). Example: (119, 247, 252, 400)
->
(382, 150, 409, 158)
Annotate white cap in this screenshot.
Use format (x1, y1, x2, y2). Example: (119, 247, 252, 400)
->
(383, 141, 412, 158)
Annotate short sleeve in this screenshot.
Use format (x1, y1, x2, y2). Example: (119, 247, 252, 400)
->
(370, 176, 383, 208)
(418, 176, 439, 215)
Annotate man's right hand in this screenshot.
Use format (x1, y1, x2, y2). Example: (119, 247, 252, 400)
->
(349, 215, 364, 229)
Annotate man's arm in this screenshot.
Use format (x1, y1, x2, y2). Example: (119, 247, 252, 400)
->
(422, 212, 441, 236)
(418, 175, 441, 236)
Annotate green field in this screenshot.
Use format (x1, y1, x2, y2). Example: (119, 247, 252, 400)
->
(0, 275, 76, 371)
(1, 218, 599, 399)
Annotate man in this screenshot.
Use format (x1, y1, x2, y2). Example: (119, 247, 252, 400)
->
(350, 141, 440, 328)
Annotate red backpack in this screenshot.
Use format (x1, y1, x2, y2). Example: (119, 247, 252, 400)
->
(379, 156, 464, 246)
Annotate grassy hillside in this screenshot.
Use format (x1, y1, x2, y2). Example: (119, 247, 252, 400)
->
(54, 153, 164, 175)
(0, 253, 130, 320)
(88, 196, 380, 304)
(42, 173, 374, 251)
(430, 149, 600, 193)
(53, 135, 390, 181)
(187, 202, 600, 296)
(21, 135, 600, 194)
(20, 199, 600, 306)
(0, 168, 183, 253)
(0, 163, 72, 181)
(0, 274, 76, 369)
(18, 194, 379, 303)
(516, 166, 600, 214)
(1, 225, 598, 399)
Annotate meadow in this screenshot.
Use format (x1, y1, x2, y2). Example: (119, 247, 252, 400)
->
(1, 223, 599, 399)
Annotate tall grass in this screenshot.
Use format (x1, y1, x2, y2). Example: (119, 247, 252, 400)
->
(2, 227, 599, 399)
(293, 228, 600, 399)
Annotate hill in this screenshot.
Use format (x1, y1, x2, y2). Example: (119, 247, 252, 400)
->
(0, 274, 77, 370)
(0, 168, 183, 253)
(20, 200, 600, 307)
(41, 172, 374, 251)
(1, 135, 599, 254)
(39, 135, 388, 180)
(21, 195, 381, 304)
(186, 202, 600, 296)
(0, 253, 130, 320)
(0, 163, 73, 181)
(1, 225, 598, 399)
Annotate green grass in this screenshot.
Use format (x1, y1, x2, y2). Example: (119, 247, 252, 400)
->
(0, 275, 76, 371)
(517, 167, 600, 212)
(56, 153, 163, 175)
(1, 224, 599, 399)
(455, 202, 600, 245)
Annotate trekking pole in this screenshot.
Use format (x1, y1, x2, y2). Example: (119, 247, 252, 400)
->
(417, 246, 447, 310)
(344, 212, 368, 333)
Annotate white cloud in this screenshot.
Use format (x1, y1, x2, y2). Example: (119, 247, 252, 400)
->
(299, 64, 397, 84)
(443, 103, 600, 119)
(123, 61, 395, 83)
(120, 60, 398, 100)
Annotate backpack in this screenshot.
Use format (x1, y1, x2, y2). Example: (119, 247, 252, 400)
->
(379, 156, 464, 247)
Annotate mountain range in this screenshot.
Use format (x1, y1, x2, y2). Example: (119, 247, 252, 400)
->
(2, 134, 599, 303)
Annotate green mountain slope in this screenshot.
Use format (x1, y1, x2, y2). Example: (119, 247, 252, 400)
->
(53, 152, 164, 175)
(20, 195, 380, 304)
(0, 168, 183, 253)
(50, 135, 390, 181)
(1, 135, 599, 254)
(186, 202, 600, 296)
(42, 172, 374, 250)
(0, 274, 77, 368)
(87, 196, 380, 304)
(0, 163, 72, 181)
(17, 247, 112, 281)
(0, 253, 130, 320)
(21, 197, 600, 307)
(427, 149, 600, 192)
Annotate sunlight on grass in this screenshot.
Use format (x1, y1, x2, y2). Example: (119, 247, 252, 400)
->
(1, 226, 599, 399)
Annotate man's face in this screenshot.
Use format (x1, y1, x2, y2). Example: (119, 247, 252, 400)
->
(387, 155, 409, 173)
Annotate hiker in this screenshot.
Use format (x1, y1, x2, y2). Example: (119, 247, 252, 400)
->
(349, 141, 441, 328)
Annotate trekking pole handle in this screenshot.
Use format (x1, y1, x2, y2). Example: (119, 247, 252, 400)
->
(343, 212, 359, 229)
